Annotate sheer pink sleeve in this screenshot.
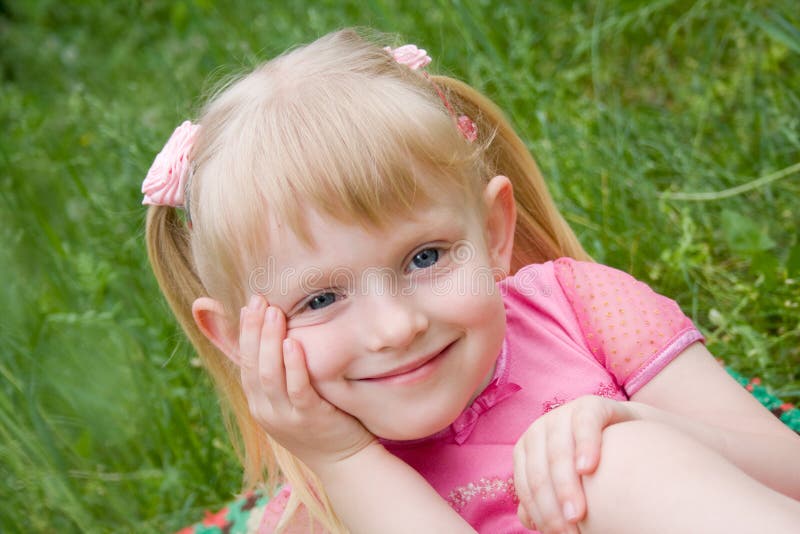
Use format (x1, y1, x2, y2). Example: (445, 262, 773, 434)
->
(257, 486, 291, 533)
(553, 258, 704, 396)
(258, 486, 325, 533)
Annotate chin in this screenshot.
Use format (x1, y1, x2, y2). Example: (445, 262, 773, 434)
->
(374, 425, 446, 442)
(368, 407, 463, 441)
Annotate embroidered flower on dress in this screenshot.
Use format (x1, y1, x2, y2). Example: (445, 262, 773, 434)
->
(542, 396, 566, 413)
(142, 120, 200, 207)
(447, 477, 519, 512)
(594, 382, 620, 398)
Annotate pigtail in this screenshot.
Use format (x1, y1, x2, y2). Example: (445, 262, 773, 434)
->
(145, 206, 203, 338)
(144, 206, 272, 484)
(145, 205, 346, 532)
(433, 76, 591, 270)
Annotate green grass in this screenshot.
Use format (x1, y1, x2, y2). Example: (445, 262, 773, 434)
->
(1, 0, 799, 531)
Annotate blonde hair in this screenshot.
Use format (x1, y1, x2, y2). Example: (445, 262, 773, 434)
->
(145, 28, 588, 532)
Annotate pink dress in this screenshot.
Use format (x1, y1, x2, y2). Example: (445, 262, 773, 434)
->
(259, 258, 704, 533)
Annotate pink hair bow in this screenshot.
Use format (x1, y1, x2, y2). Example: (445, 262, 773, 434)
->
(384, 44, 478, 143)
(457, 115, 478, 143)
(383, 44, 432, 70)
(142, 120, 200, 207)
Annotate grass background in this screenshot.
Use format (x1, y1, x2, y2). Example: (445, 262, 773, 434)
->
(1, 0, 799, 531)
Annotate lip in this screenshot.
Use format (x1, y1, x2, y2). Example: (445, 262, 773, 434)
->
(359, 341, 456, 384)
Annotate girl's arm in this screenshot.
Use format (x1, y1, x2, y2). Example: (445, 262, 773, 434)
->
(239, 297, 475, 533)
(517, 260, 800, 532)
(550, 258, 800, 497)
(629, 341, 800, 499)
(313, 442, 476, 534)
(513, 342, 800, 533)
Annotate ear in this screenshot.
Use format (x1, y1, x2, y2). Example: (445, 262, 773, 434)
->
(482, 175, 517, 278)
(192, 297, 242, 366)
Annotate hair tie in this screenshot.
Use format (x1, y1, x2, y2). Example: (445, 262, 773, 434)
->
(142, 120, 200, 208)
(384, 44, 478, 143)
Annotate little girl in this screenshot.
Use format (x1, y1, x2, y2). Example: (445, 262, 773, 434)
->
(143, 29, 800, 533)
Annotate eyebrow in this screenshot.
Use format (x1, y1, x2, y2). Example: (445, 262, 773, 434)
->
(281, 210, 468, 294)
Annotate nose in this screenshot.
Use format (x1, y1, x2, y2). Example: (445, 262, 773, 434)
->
(361, 293, 429, 353)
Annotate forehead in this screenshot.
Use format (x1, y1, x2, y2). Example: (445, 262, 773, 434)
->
(270, 195, 479, 269)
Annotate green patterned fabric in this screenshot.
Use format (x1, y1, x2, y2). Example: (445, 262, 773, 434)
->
(176, 491, 271, 534)
(177, 367, 799, 533)
(724, 367, 799, 431)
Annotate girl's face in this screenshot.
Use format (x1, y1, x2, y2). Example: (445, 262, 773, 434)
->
(260, 189, 509, 440)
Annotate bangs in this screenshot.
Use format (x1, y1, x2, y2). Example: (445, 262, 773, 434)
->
(257, 75, 481, 243)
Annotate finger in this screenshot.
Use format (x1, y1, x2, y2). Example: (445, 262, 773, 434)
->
(256, 305, 288, 401)
(513, 445, 538, 531)
(238, 294, 266, 372)
(513, 440, 534, 520)
(283, 338, 325, 410)
(522, 429, 562, 533)
(516, 503, 536, 531)
(573, 401, 605, 475)
(239, 297, 280, 424)
(545, 419, 584, 528)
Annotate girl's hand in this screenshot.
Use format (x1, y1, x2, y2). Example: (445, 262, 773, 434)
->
(239, 295, 377, 472)
(513, 395, 637, 533)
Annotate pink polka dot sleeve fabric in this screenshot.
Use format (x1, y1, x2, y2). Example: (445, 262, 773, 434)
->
(553, 258, 704, 396)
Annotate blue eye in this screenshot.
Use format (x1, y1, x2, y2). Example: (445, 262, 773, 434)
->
(410, 248, 440, 270)
(307, 292, 338, 310)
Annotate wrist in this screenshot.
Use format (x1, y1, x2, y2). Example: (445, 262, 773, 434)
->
(312, 439, 385, 483)
(620, 400, 646, 420)
(622, 400, 668, 424)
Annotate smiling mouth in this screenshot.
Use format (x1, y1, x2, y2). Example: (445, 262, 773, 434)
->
(359, 341, 457, 382)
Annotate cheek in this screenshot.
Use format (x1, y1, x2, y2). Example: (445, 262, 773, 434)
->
(435, 265, 504, 323)
(443, 286, 507, 355)
(288, 324, 352, 382)
(456, 291, 503, 322)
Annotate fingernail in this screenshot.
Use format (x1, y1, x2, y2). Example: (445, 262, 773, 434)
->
(282, 338, 293, 354)
(576, 454, 589, 471)
(563, 501, 577, 521)
(266, 306, 278, 322)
